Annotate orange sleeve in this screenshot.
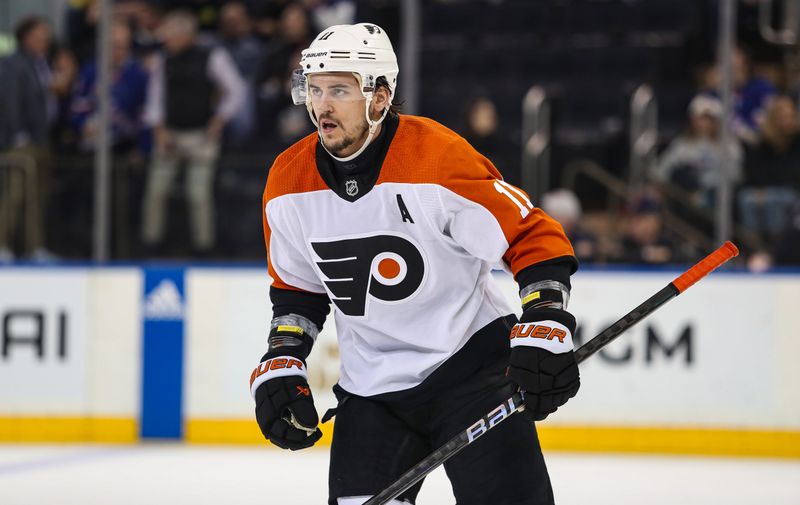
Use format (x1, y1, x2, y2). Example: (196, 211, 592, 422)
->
(436, 137, 575, 276)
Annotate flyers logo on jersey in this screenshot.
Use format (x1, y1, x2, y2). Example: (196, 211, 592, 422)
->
(311, 234, 426, 316)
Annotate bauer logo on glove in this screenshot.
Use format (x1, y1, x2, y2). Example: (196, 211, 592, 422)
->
(509, 321, 572, 348)
(250, 356, 307, 397)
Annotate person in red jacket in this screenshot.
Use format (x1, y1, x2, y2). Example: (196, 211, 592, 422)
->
(250, 23, 580, 505)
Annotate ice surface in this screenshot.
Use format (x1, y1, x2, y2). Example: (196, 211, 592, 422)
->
(0, 445, 798, 504)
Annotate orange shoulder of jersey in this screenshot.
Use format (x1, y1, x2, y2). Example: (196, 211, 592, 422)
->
(262, 132, 327, 292)
(382, 115, 574, 275)
(377, 115, 468, 184)
(264, 132, 328, 202)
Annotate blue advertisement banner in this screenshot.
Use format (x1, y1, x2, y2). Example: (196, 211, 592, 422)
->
(141, 268, 185, 439)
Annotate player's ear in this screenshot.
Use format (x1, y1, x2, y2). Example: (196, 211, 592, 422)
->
(371, 86, 390, 118)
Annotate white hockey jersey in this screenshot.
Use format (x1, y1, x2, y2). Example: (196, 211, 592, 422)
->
(263, 115, 573, 397)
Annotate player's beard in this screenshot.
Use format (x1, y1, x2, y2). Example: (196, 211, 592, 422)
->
(321, 117, 369, 157)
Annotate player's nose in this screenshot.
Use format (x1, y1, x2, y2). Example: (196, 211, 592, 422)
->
(316, 97, 335, 113)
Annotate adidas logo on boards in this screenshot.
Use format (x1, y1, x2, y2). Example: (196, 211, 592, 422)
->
(143, 279, 184, 320)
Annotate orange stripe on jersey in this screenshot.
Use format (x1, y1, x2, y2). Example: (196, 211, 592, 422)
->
(262, 132, 327, 291)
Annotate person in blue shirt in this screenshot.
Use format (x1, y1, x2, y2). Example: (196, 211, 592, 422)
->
(701, 46, 777, 145)
(732, 46, 776, 144)
(70, 21, 149, 153)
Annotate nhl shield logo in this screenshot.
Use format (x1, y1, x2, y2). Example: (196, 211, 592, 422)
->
(345, 179, 359, 197)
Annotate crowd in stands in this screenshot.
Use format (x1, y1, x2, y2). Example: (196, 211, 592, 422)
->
(0, 0, 354, 262)
(644, 44, 800, 269)
(0, 0, 798, 269)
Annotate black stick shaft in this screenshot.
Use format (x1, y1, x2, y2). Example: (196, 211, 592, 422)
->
(366, 242, 739, 505)
(364, 284, 680, 505)
(574, 284, 678, 363)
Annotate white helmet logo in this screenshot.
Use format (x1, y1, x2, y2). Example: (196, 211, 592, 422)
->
(345, 179, 359, 197)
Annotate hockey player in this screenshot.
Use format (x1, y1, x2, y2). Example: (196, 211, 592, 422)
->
(250, 23, 580, 505)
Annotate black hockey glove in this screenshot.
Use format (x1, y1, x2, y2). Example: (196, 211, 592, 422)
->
(250, 324, 322, 450)
(507, 307, 580, 421)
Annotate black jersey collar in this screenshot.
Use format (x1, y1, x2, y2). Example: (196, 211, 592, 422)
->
(314, 113, 400, 202)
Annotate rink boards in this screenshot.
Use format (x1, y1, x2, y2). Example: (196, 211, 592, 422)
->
(0, 265, 798, 458)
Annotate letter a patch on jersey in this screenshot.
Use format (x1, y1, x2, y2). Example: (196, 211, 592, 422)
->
(396, 194, 414, 223)
(310, 234, 426, 317)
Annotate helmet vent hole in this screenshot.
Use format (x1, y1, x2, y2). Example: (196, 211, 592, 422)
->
(319, 63, 325, 68)
(363, 40, 367, 44)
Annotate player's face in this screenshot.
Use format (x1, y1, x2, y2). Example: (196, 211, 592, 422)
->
(308, 73, 370, 158)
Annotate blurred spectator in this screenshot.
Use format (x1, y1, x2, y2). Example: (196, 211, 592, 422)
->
(731, 47, 777, 143)
(540, 189, 598, 263)
(653, 94, 742, 209)
(746, 249, 773, 273)
(304, 0, 357, 31)
(141, 11, 246, 256)
(461, 96, 520, 187)
(704, 47, 776, 144)
(50, 47, 81, 152)
(255, 2, 314, 147)
(0, 17, 54, 150)
(611, 192, 677, 265)
(70, 22, 149, 154)
(219, 3, 263, 80)
(0, 16, 58, 262)
(737, 95, 800, 243)
(217, 2, 264, 145)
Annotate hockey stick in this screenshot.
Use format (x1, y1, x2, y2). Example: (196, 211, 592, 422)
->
(364, 241, 739, 505)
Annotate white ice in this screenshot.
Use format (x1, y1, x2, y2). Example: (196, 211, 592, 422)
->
(0, 444, 798, 504)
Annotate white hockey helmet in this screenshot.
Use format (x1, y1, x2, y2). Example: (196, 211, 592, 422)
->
(291, 23, 398, 161)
